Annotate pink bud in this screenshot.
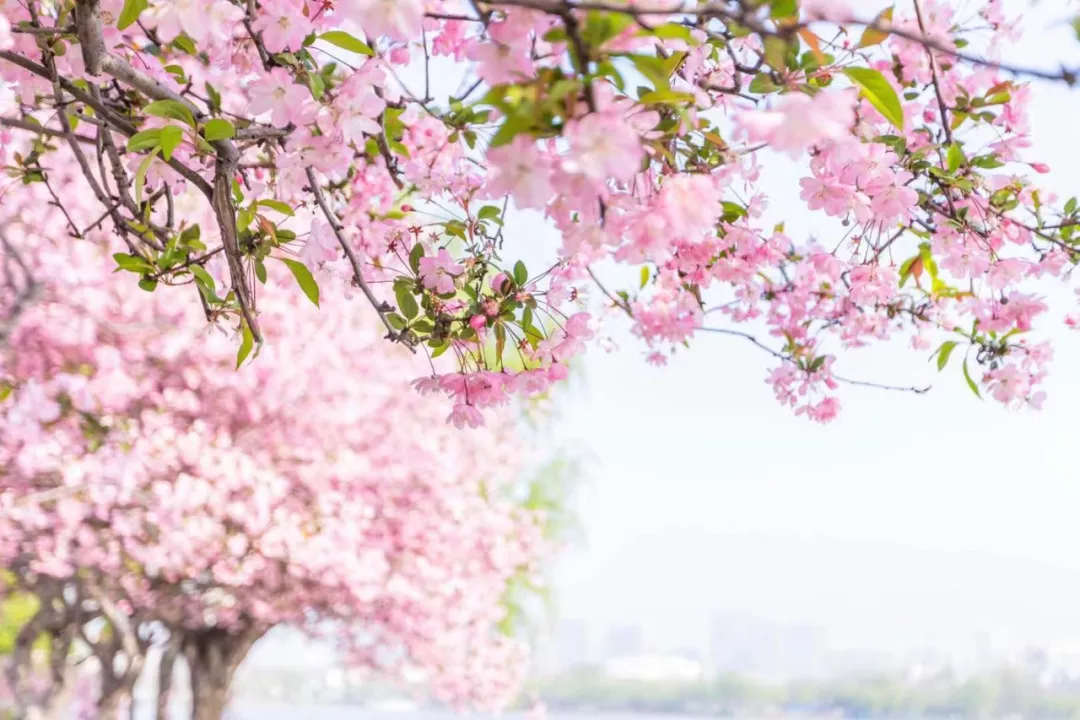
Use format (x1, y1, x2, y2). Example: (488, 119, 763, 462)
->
(469, 315, 487, 331)
(401, 204, 414, 213)
(389, 47, 410, 65)
(490, 273, 509, 293)
(1032, 162, 1051, 174)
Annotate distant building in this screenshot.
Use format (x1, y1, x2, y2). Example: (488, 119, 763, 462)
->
(708, 613, 827, 680)
(602, 625, 643, 661)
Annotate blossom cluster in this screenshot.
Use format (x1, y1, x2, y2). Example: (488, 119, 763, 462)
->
(0, 0, 1078, 428)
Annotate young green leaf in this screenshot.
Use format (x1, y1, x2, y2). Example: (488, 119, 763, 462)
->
(935, 340, 957, 371)
(408, 243, 425, 274)
(143, 99, 196, 128)
(236, 321, 254, 369)
(112, 253, 153, 274)
(395, 284, 419, 319)
(319, 31, 375, 56)
(843, 67, 904, 130)
(256, 199, 295, 216)
(946, 142, 965, 173)
(963, 358, 982, 399)
(203, 118, 236, 141)
(513, 260, 528, 286)
(127, 129, 162, 152)
(117, 0, 148, 30)
(134, 148, 159, 205)
(158, 125, 184, 161)
(279, 258, 320, 307)
(857, 6, 894, 48)
(190, 265, 222, 303)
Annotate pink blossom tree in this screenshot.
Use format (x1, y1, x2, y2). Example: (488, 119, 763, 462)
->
(3, 0, 1079, 425)
(0, 155, 553, 719)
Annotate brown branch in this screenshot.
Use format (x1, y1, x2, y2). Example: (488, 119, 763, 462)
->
(69, 1, 259, 339)
(913, 0, 953, 146)
(479, 0, 1079, 85)
(0, 116, 96, 144)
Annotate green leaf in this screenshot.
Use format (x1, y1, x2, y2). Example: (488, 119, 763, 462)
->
(857, 7, 894, 48)
(112, 253, 153, 273)
(117, 0, 148, 30)
(158, 125, 183, 161)
(489, 113, 533, 148)
(319, 31, 374, 56)
(408, 243, 425, 274)
(513, 260, 528, 286)
(190, 264, 215, 288)
(205, 83, 223, 112)
(203, 118, 235, 141)
(640, 266, 650, 289)
(134, 148, 159, 205)
(946, 142, 965, 173)
(770, 0, 797, 18)
(963, 358, 982, 399)
(138, 275, 157, 292)
(190, 265, 221, 302)
(844, 67, 904, 130)
(171, 34, 196, 55)
(143, 99, 195, 128)
(478, 205, 502, 222)
(386, 313, 406, 330)
(648, 23, 694, 42)
(763, 36, 790, 72)
(935, 340, 957, 371)
(494, 323, 507, 360)
(254, 259, 267, 284)
(279, 258, 320, 307)
(127, 129, 162, 152)
(255, 199, 294, 216)
(395, 284, 419, 320)
(236, 322, 254, 369)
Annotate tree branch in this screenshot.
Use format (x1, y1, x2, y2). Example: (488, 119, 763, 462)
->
(304, 166, 414, 350)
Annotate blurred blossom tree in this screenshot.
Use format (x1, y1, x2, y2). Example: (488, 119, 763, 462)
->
(3, 0, 1080, 426)
(0, 160, 558, 718)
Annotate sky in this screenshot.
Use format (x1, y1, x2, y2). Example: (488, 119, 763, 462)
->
(542, 0, 1080, 658)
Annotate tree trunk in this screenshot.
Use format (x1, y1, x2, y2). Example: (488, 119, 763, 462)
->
(96, 691, 127, 720)
(157, 639, 179, 720)
(182, 626, 265, 720)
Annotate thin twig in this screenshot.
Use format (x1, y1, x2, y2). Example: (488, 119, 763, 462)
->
(304, 166, 415, 351)
(697, 326, 931, 394)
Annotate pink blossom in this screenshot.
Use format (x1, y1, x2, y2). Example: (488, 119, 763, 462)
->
(736, 90, 856, 158)
(253, 2, 313, 54)
(485, 136, 555, 209)
(248, 68, 317, 127)
(447, 403, 485, 429)
(346, 0, 424, 42)
(419, 249, 464, 295)
(563, 112, 643, 186)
